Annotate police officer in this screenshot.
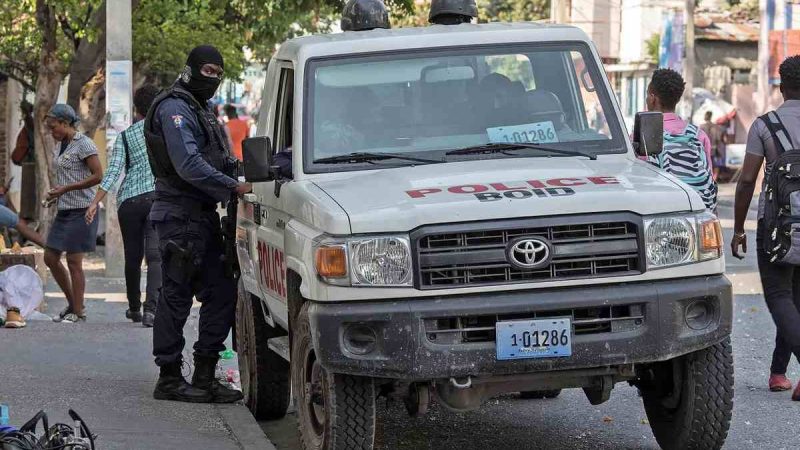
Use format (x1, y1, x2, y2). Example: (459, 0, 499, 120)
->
(341, 0, 391, 31)
(144, 45, 250, 403)
(429, 0, 477, 25)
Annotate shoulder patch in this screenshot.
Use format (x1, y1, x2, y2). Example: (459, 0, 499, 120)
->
(172, 114, 184, 128)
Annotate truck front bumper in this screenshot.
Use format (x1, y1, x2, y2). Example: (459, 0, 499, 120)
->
(308, 275, 732, 380)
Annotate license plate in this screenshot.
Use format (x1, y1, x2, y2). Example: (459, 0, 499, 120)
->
(495, 318, 572, 360)
(486, 120, 560, 145)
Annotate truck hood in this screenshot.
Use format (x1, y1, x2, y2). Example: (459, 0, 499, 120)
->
(312, 157, 694, 234)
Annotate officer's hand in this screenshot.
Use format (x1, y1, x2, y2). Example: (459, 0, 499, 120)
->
(730, 232, 747, 260)
(235, 182, 252, 196)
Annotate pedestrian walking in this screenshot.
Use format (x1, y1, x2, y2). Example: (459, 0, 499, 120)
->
(42, 104, 103, 324)
(85, 85, 162, 328)
(731, 55, 800, 402)
(224, 104, 249, 161)
(144, 45, 251, 403)
(11, 101, 34, 165)
(700, 110, 726, 180)
(645, 68, 718, 211)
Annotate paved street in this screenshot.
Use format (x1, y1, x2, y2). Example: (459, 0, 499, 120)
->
(1, 187, 797, 450)
(0, 276, 273, 450)
(259, 187, 800, 450)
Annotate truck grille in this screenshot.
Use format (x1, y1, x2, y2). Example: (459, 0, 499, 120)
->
(424, 304, 646, 344)
(415, 218, 642, 289)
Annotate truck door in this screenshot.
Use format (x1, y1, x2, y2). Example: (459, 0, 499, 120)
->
(252, 62, 294, 329)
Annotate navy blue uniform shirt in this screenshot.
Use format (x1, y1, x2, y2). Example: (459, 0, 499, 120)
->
(150, 97, 238, 219)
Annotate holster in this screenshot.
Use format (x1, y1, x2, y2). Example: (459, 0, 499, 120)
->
(165, 240, 197, 284)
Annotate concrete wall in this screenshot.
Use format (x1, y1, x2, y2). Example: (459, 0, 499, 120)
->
(571, 0, 621, 59)
(619, 0, 683, 63)
(695, 40, 758, 96)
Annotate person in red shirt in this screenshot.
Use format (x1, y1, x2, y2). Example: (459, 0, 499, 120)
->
(224, 104, 249, 160)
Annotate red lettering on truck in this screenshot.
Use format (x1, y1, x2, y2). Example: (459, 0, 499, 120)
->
(257, 241, 287, 300)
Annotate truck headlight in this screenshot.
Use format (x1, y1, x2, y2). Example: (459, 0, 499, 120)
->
(350, 236, 412, 286)
(644, 212, 722, 269)
(314, 235, 413, 286)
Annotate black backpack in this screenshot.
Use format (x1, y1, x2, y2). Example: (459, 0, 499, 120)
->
(761, 111, 800, 264)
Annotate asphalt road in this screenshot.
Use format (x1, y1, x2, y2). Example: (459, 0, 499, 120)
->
(259, 201, 800, 449)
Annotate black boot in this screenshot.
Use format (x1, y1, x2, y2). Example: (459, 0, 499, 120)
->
(142, 302, 156, 328)
(153, 361, 213, 403)
(191, 355, 244, 403)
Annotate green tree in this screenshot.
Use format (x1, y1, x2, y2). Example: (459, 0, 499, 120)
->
(727, 0, 758, 21)
(478, 0, 550, 23)
(132, 0, 248, 86)
(135, 0, 414, 85)
(1, 0, 414, 227)
(0, 0, 106, 229)
(645, 33, 660, 63)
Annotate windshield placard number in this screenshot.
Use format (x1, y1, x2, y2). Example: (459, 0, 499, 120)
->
(487, 121, 559, 145)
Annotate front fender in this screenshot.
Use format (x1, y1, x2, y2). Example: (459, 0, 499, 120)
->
(284, 219, 322, 300)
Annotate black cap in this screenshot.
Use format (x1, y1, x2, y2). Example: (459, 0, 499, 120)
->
(341, 0, 391, 31)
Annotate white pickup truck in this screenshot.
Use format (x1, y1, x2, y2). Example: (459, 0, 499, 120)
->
(234, 22, 733, 450)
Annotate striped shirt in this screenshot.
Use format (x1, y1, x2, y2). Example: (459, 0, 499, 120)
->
(55, 132, 99, 210)
(99, 121, 156, 206)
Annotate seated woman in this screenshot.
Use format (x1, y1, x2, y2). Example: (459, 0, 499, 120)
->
(0, 179, 44, 247)
(0, 203, 45, 248)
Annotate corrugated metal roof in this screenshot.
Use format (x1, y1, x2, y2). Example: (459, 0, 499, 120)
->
(695, 14, 759, 42)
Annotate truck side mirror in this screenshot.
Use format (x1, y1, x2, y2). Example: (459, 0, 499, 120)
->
(632, 112, 664, 157)
(242, 136, 274, 182)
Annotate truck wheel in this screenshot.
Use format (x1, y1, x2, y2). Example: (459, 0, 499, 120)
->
(640, 339, 734, 450)
(236, 283, 290, 420)
(519, 389, 561, 399)
(292, 302, 376, 450)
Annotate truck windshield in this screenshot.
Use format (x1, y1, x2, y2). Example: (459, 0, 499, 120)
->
(305, 43, 625, 172)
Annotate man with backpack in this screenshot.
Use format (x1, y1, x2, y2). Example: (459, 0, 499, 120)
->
(732, 55, 800, 401)
(645, 68, 718, 211)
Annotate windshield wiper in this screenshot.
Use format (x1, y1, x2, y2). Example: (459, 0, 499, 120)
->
(445, 143, 597, 160)
(314, 152, 444, 165)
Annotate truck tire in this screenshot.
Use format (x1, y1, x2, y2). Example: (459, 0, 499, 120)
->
(640, 339, 734, 450)
(519, 389, 561, 399)
(236, 282, 290, 420)
(292, 302, 376, 450)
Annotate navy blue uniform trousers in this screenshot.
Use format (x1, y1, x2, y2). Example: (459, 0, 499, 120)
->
(152, 209, 235, 366)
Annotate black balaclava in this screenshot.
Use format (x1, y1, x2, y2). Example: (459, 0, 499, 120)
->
(179, 45, 224, 102)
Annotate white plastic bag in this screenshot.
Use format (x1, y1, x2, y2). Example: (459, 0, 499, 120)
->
(0, 265, 44, 319)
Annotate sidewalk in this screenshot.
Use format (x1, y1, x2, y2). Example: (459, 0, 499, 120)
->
(0, 272, 275, 450)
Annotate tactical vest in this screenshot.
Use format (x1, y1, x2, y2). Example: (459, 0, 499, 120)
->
(144, 85, 232, 196)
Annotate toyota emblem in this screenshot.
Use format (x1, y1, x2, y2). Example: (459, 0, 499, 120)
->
(507, 237, 552, 270)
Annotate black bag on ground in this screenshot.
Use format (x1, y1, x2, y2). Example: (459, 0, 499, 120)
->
(761, 111, 800, 264)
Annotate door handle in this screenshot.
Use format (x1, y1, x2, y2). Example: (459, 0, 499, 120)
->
(243, 193, 257, 204)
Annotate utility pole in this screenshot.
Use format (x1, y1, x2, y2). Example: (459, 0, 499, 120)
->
(551, 0, 572, 24)
(104, 0, 132, 278)
(757, 0, 771, 114)
(682, 0, 696, 121)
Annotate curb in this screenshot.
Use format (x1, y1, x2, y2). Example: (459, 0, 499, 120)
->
(216, 404, 277, 450)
